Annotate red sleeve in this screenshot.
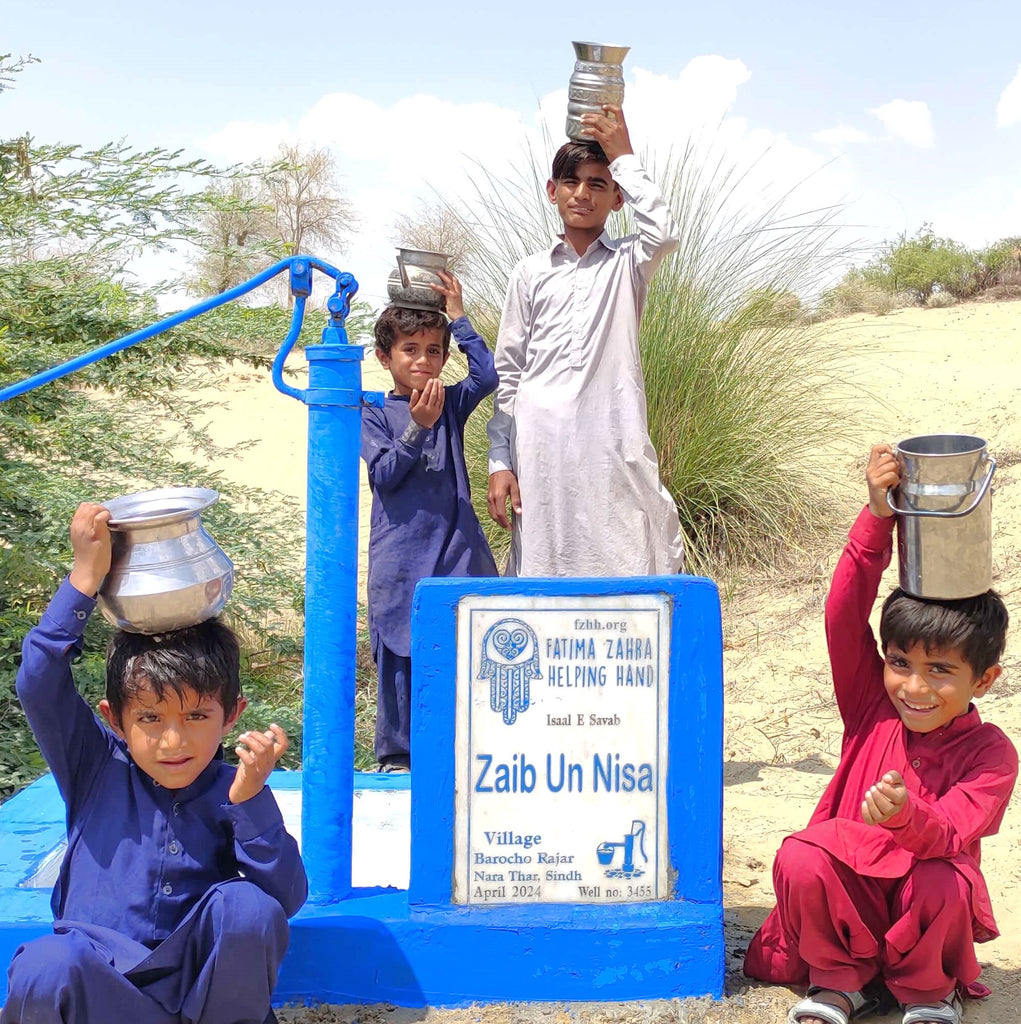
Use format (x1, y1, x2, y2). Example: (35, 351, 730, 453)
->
(882, 732, 1018, 858)
(824, 507, 896, 729)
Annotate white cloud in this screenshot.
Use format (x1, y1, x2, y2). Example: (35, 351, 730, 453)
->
(193, 55, 857, 307)
(996, 65, 1021, 128)
(869, 99, 934, 148)
(813, 125, 869, 147)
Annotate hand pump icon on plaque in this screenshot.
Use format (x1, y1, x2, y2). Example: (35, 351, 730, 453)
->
(596, 820, 648, 879)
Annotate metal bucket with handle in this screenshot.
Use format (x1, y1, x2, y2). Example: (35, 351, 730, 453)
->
(888, 434, 996, 599)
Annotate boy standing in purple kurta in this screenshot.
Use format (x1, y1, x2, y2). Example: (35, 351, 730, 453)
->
(362, 272, 498, 771)
(3, 503, 306, 1024)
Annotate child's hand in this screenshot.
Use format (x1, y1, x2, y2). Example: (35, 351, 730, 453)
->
(861, 769, 910, 826)
(229, 723, 289, 805)
(430, 270, 465, 321)
(579, 104, 634, 163)
(68, 502, 113, 597)
(487, 470, 522, 529)
(866, 443, 900, 518)
(410, 377, 445, 428)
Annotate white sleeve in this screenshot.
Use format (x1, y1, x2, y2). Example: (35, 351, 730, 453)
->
(486, 261, 531, 474)
(610, 154, 679, 284)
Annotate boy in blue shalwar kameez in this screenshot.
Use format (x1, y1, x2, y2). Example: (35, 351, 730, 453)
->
(362, 271, 498, 770)
(2, 503, 307, 1024)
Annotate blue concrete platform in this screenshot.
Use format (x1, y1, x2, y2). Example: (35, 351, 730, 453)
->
(0, 770, 414, 1006)
(0, 577, 725, 1008)
(0, 765, 724, 1008)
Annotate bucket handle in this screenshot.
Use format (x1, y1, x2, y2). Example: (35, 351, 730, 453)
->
(886, 454, 997, 519)
(396, 251, 411, 289)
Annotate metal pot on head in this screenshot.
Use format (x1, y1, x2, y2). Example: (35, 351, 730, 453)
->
(887, 434, 996, 600)
(386, 248, 451, 312)
(565, 41, 629, 142)
(98, 487, 234, 634)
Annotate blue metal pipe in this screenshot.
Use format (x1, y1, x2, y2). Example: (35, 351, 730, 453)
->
(0, 254, 349, 404)
(300, 339, 361, 901)
(271, 296, 309, 402)
(270, 271, 383, 902)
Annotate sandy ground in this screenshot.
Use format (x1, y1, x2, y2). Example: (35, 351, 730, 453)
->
(192, 299, 1021, 1022)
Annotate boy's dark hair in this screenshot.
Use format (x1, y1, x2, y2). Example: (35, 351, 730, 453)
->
(105, 618, 242, 723)
(374, 306, 451, 356)
(880, 587, 1009, 676)
(550, 140, 610, 181)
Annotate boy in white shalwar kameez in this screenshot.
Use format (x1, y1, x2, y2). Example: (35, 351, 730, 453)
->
(486, 104, 683, 577)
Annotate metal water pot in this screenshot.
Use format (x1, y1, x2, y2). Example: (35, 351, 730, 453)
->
(566, 41, 629, 142)
(98, 487, 234, 634)
(887, 434, 996, 599)
(386, 248, 451, 312)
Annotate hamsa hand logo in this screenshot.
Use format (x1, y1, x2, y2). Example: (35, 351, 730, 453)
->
(478, 618, 541, 725)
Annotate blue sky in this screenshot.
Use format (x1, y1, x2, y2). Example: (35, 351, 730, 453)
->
(5, 0, 1021, 306)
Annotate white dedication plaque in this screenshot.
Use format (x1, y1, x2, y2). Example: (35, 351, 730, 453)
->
(453, 595, 670, 904)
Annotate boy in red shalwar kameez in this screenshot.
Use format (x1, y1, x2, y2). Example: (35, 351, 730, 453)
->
(744, 444, 1017, 1024)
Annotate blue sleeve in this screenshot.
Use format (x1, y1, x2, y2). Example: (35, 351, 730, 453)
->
(15, 579, 114, 814)
(361, 405, 428, 493)
(448, 316, 498, 424)
(225, 787, 308, 917)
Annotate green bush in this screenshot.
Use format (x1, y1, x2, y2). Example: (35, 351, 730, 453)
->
(0, 61, 319, 794)
(975, 236, 1021, 289)
(861, 226, 979, 303)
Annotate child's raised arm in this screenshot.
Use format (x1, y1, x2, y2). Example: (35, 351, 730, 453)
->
(429, 269, 465, 322)
(578, 103, 634, 163)
(582, 105, 679, 282)
(68, 502, 112, 597)
(16, 504, 117, 811)
(433, 271, 499, 421)
(823, 445, 898, 727)
(866, 443, 901, 518)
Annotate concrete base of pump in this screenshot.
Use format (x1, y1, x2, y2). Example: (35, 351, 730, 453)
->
(0, 770, 723, 1007)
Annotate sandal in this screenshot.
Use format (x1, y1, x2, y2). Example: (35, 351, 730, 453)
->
(902, 990, 963, 1024)
(788, 987, 876, 1024)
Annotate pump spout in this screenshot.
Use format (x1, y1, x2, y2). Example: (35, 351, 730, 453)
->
(630, 820, 648, 864)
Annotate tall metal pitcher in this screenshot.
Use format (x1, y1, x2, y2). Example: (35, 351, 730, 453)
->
(566, 42, 629, 142)
(888, 434, 996, 599)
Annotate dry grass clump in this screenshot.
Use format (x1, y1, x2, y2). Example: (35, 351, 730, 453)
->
(976, 268, 1021, 302)
(816, 272, 911, 317)
(925, 290, 957, 309)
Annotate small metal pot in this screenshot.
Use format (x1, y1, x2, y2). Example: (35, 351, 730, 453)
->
(98, 487, 234, 634)
(386, 248, 451, 312)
